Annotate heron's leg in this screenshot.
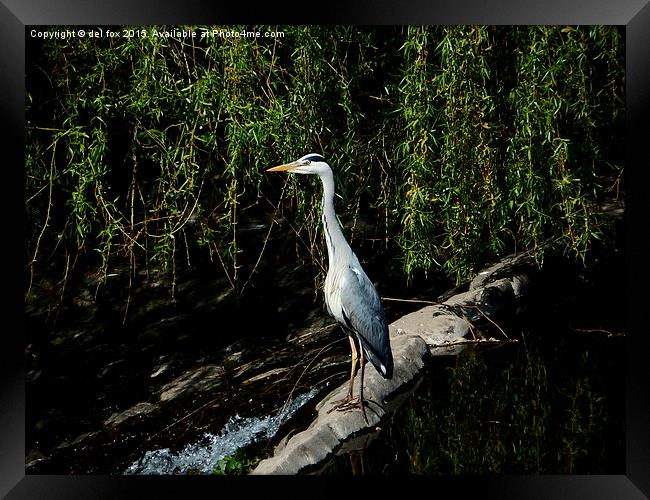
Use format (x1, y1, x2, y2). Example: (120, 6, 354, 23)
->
(358, 345, 368, 424)
(346, 335, 358, 398)
(330, 341, 369, 419)
(328, 335, 360, 412)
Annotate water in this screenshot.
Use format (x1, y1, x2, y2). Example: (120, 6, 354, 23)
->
(125, 387, 320, 475)
(322, 332, 625, 474)
(320, 248, 626, 475)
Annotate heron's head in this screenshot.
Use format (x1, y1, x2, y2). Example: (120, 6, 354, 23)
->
(266, 153, 330, 176)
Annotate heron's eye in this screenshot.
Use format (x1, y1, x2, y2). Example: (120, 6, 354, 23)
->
(305, 160, 311, 165)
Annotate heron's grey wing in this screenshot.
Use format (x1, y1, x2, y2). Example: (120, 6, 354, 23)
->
(339, 259, 393, 378)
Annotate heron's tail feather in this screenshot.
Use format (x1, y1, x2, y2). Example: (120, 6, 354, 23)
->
(359, 336, 393, 379)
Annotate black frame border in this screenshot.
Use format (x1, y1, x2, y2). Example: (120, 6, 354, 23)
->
(2, 1, 648, 498)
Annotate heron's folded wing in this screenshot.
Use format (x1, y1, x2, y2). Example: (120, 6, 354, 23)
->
(339, 262, 393, 378)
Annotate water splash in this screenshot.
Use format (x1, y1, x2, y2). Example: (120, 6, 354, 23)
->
(124, 387, 320, 475)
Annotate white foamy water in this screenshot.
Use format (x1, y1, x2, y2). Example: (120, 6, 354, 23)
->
(124, 387, 320, 475)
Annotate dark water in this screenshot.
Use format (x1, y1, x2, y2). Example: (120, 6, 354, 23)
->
(321, 332, 625, 475)
(320, 248, 626, 475)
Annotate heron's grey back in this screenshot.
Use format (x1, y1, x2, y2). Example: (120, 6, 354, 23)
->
(339, 255, 393, 379)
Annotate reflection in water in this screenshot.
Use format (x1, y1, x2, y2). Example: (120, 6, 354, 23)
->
(323, 331, 624, 474)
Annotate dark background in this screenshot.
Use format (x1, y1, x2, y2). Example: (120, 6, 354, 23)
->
(1, 0, 648, 498)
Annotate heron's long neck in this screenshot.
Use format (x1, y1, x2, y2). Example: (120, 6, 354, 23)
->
(320, 169, 349, 267)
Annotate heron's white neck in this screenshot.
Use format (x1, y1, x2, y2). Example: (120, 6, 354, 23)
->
(319, 168, 350, 267)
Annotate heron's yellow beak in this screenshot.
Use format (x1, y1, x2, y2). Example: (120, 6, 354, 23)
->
(266, 162, 300, 172)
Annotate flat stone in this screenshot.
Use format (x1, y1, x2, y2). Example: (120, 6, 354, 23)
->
(253, 332, 432, 475)
(55, 430, 101, 451)
(104, 402, 159, 427)
(392, 307, 470, 349)
(469, 251, 537, 290)
(159, 365, 224, 402)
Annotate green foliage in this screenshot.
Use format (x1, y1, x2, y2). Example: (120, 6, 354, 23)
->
(212, 449, 260, 475)
(393, 26, 441, 278)
(25, 26, 624, 298)
(431, 26, 501, 280)
(504, 27, 605, 265)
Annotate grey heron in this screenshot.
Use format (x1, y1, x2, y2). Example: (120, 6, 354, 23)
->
(267, 153, 393, 419)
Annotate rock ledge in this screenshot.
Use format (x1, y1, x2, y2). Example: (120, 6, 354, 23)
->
(252, 251, 537, 474)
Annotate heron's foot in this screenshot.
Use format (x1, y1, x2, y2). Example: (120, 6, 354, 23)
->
(327, 394, 366, 413)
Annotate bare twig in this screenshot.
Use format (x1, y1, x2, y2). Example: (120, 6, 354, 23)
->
(464, 304, 511, 340)
(240, 178, 290, 294)
(570, 327, 625, 337)
(431, 337, 515, 348)
(382, 297, 437, 305)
